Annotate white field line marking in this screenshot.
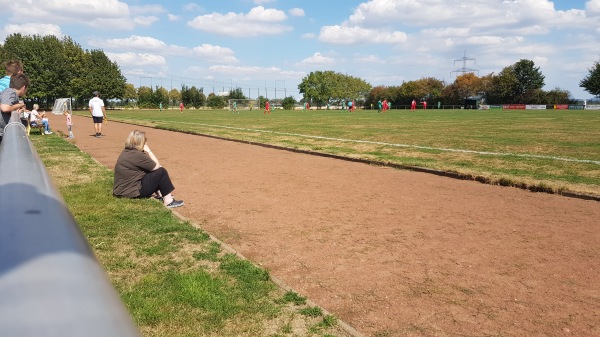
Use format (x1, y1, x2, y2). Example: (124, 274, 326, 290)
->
(170, 121, 600, 165)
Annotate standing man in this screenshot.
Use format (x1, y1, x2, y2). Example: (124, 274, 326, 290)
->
(179, 102, 184, 113)
(89, 91, 106, 138)
(411, 99, 417, 111)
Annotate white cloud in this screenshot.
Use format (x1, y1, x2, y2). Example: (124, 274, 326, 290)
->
(183, 3, 204, 12)
(298, 52, 335, 66)
(6, 0, 133, 29)
(319, 25, 407, 44)
(302, 33, 316, 39)
(192, 44, 239, 63)
(354, 55, 383, 63)
(95, 35, 167, 51)
(130, 5, 165, 15)
(187, 6, 291, 37)
(133, 16, 159, 26)
(106, 52, 166, 66)
(586, 0, 600, 16)
(1, 23, 63, 40)
(168, 14, 180, 21)
(289, 8, 305, 17)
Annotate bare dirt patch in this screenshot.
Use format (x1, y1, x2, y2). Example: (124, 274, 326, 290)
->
(50, 114, 600, 337)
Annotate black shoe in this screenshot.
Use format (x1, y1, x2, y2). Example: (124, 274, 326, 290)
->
(166, 199, 184, 208)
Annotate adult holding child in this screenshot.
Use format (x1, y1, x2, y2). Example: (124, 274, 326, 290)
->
(113, 130, 184, 208)
(0, 73, 29, 144)
(89, 90, 106, 138)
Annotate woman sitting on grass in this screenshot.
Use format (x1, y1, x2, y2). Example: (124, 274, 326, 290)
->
(113, 130, 184, 208)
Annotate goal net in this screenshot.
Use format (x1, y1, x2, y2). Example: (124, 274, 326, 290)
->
(228, 99, 259, 111)
(51, 98, 72, 115)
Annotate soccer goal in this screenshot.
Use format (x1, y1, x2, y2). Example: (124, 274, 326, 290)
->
(51, 98, 72, 115)
(228, 98, 260, 112)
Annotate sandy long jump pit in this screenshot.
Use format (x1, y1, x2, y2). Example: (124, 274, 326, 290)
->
(52, 114, 600, 337)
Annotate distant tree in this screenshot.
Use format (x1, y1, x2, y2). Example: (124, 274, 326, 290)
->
(123, 83, 137, 105)
(580, 59, 600, 97)
(189, 86, 205, 108)
(513, 59, 545, 102)
(452, 73, 481, 100)
(169, 88, 181, 106)
(206, 92, 226, 109)
(137, 86, 153, 108)
(154, 86, 169, 108)
(545, 87, 571, 104)
(281, 96, 297, 110)
(228, 87, 246, 99)
(88, 49, 126, 101)
(258, 95, 267, 108)
(366, 86, 389, 107)
(298, 70, 371, 108)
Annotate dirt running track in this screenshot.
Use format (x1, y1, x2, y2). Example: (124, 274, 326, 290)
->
(49, 114, 599, 337)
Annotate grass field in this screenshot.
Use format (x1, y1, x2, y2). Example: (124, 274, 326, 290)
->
(91, 107, 600, 197)
(32, 135, 351, 337)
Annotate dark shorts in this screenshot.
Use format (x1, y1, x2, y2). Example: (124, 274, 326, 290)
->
(92, 116, 103, 123)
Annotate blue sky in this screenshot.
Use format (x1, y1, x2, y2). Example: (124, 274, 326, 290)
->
(1, 0, 599, 100)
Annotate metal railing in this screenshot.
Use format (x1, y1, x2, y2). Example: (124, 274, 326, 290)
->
(0, 112, 140, 337)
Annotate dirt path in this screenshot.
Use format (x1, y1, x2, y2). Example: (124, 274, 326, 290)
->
(49, 114, 600, 337)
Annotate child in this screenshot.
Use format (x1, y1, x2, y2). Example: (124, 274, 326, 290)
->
(64, 109, 74, 138)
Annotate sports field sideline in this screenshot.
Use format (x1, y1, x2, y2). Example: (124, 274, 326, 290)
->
(85, 108, 600, 198)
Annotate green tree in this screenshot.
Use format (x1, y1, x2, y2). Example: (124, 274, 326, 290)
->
(206, 93, 226, 109)
(281, 96, 297, 110)
(137, 86, 153, 108)
(580, 59, 600, 97)
(123, 83, 137, 106)
(0, 33, 127, 108)
(298, 71, 371, 108)
(153, 86, 169, 108)
(88, 49, 126, 101)
(169, 88, 181, 107)
(513, 59, 545, 102)
(228, 87, 246, 99)
(545, 88, 571, 105)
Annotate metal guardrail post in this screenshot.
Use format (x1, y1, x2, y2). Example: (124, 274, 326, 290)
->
(0, 112, 140, 337)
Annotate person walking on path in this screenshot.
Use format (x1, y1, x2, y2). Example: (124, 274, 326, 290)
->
(89, 91, 106, 138)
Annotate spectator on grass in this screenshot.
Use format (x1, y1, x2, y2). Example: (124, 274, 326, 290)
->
(30, 104, 53, 134)
(0, 73, 29, 143)
(0, 60, 24, 92)
(113, 130, 184, 208)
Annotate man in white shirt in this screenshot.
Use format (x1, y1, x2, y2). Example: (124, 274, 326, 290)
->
(89, 91, 106, 138)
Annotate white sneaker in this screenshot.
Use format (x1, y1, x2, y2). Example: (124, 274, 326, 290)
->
(45, 131, 53, 135)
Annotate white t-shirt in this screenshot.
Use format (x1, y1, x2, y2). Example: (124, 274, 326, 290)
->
(29, 109, 40, 123)
(89, 97, 104, 117)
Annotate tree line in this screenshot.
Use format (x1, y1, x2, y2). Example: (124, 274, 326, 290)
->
(0, 33, 126, 109)
(2, 33, 598, 111)
(301, 58, 600, 109)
